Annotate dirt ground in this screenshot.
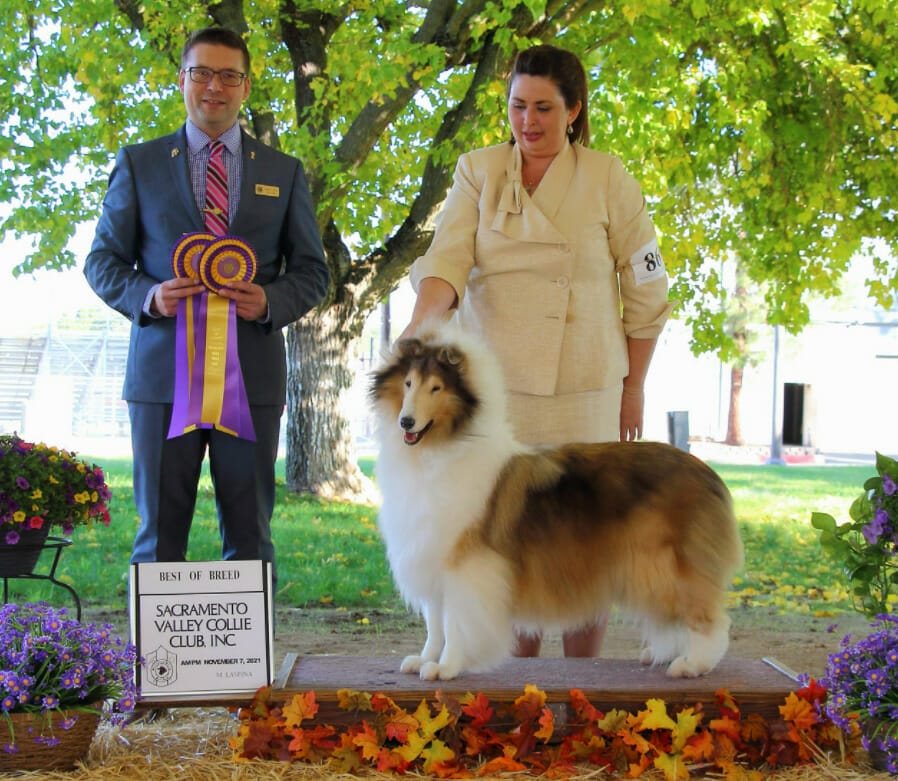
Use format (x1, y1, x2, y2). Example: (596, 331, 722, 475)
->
(87, 603, 874, 681)
(267, 604, 874, 681)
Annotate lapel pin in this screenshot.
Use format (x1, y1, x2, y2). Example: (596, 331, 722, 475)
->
(251, 151, 256, 160)
(171, 148, 180, 158)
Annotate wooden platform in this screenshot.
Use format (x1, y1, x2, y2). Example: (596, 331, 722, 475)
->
(138, 655, 798, 721)
(277, 655, 797, 722)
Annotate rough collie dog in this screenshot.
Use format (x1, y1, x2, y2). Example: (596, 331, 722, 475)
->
(370, 322, 743, 681)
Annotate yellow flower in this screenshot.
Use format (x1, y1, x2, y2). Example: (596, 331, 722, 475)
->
(48, 475, 59, 485)
(13, 511, 25, 523)
(74, 491, 90, 504)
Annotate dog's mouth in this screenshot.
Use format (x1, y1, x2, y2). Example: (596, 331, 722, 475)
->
(403, 420, 433, 446)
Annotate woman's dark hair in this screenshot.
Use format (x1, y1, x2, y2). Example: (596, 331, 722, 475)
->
(181, 27, 251, 74)
(507, 45, 589, 146)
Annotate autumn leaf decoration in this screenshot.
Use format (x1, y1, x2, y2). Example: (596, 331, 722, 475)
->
(230, 681, 855, 779)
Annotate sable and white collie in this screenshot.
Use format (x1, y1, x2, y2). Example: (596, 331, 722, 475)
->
(370, 322, 743, 681)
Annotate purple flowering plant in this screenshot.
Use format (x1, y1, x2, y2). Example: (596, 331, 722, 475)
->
(0, 433, 111, 544)
(812, 452, 898, 618)
(0, 602, 137, 753)
(820, 614, 898, 773)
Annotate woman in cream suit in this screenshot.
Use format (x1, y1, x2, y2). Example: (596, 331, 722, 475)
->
(400, 45, 673, 658)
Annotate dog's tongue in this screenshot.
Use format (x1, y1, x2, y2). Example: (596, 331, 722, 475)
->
(404, 431, 420, 445)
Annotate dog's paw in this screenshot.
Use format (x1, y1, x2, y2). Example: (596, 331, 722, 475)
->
(418, 661, 461, 681)
(666, 656, 710, 678)
(639, 647, 654, 666)
(400, 655, 425, 674)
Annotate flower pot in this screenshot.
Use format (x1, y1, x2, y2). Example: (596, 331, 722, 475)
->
(0, 706, 100, 771)
(0, 524, 51, 577)
(863, 718, 896, 774)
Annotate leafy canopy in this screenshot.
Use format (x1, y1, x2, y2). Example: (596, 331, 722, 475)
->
(1, 0, 896, 356)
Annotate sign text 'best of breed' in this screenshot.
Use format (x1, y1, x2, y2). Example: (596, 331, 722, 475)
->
(130, 560, 274, 700)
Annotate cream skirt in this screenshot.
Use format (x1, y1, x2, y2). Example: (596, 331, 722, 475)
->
(506, 382, 623, 447)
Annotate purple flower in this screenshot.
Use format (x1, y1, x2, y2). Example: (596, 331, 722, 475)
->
(13, 477, 28, 490)
(863, 509, 889, 544)
(3, 531, 19, 545)
(884, 475, 897, 496)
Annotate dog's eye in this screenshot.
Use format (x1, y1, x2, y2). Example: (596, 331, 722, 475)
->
(431, 384, 442, 393)
(404, 379, 411, 388)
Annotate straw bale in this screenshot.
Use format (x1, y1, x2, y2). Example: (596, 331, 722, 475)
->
(0, 707, 891, 780)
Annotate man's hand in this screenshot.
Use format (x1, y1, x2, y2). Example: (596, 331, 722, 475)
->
(151, 278, 205, 317)
(218, 280, 268, 321)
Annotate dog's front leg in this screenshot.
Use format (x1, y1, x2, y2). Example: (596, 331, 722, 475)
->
(400, 600, 444, 674)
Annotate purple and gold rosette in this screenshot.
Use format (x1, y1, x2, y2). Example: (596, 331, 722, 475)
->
(167, 233, 257, 442)
(199, 237, 257, 293)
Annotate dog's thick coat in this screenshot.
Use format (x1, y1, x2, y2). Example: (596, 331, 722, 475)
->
(370, 322, 743, 681)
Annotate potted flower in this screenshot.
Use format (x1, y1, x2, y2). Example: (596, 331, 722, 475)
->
(0, 602, 138, 770)
(0, 433, 111, 575)
(820, 613, 898, 773)
(811, 451, 898, 617)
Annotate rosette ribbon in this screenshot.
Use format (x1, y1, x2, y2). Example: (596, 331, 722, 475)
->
(167, 232, 257, 441)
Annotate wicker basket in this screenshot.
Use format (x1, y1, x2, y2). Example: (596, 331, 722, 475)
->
(0, 705, 100, 771)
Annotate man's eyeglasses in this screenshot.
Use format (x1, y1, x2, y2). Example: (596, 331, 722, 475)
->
(183, 67, 247, 87)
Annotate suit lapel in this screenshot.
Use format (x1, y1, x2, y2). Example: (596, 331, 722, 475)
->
(490, 143, 569, 245)
(169, 127, 206, 229)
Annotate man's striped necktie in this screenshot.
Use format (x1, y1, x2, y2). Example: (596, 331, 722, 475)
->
(204, 140, 229, 235)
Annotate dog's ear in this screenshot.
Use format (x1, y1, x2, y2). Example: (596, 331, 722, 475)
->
(395, 337, 424, 359)
(437, 345, 463, 367)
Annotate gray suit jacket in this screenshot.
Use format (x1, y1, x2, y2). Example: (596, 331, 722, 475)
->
(84, 126, 328, 405)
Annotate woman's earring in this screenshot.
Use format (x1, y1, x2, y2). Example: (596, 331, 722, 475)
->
(567, 123, 573, 135)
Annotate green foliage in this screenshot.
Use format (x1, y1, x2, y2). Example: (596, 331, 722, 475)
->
(811, 452, 898, 618)
(2, 457, 876, 621)
(1, 0, 896, 350)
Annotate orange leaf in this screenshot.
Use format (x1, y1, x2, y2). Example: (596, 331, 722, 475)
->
(461, 691, 494, 728)
(384, 708, 420, 743)
(513, 683, 548, 721)
(710, 716, 742, 742)
(535, 707, 554, 741)
(371, 691, 400, 712)
(681, 728, 716, 762)
(741, 713, 768, 743)
(715, 688, 740, 719)
(479, 753, 527, 775)
(779, 691, 818, 731)
(352, 720, 382, 761)
(282, 691, 318, 729)
(570, 688, 603, 722)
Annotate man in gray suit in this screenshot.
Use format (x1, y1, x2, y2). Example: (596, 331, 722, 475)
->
(85, 27, 329, 575)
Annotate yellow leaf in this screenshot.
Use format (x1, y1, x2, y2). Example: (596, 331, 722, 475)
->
(636, 698, 676, 731)
(337, 688, 374, 711)
(421, 738, 456, 774)
(671, 707, 700, 752)
(655, 751, 690, 781)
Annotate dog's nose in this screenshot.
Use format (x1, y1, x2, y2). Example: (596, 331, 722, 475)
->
(400, 416, 415, 431)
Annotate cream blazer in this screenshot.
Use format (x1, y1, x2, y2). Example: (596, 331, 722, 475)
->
(410, 141, 674, 396)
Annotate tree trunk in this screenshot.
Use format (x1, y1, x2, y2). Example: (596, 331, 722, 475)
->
(725, 363, 744, 445)
(285, 306, 377, 502)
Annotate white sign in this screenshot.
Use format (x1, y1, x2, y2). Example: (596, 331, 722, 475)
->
(130, 560, 274, 700)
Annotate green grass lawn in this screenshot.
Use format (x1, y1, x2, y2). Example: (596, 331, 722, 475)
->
(4, 456, 874, 618)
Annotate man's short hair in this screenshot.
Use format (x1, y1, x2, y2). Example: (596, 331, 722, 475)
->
(181, 27, 251, 73)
